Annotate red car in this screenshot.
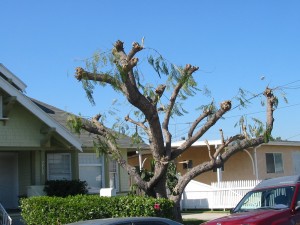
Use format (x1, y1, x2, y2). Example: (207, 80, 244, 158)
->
(201, 175, 300, 225)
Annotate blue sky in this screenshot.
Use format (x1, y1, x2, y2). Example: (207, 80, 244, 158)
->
(1, 0, 300, 141)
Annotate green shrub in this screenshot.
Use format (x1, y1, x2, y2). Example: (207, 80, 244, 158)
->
(20, 195, 175, 225)
(44, 180, 88, 197)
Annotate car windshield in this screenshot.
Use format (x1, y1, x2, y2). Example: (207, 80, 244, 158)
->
(233, 186, 295, 213)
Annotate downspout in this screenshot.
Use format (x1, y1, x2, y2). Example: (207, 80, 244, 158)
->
(216, 144, 222, 183)
(137, 150, 142, 171)
(254, 145, 262, 180)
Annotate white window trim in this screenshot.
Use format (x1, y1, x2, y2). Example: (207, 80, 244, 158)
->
(109, 159, 119, 192)
(79, 153, 104, 193)
(266, 152, 284, 174)
(47, 153, 72, 180)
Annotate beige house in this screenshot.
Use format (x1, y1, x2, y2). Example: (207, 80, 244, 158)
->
(129, 139, 300, 185)
(0, 64, 143, 209)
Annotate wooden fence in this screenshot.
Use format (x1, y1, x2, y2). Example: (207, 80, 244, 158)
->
(181, 180, 261, 210)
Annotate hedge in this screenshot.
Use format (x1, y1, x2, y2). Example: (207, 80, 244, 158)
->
(20, 195, 175, 225)
(43, 180, 88, 197)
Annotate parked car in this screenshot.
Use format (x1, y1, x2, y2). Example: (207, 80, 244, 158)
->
(65, 217, 183, 225)
(201, 175, 300, 225)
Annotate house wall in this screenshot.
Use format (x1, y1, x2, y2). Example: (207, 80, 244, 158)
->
(0, 103, 43, 147)
(127, 144, 300, 185)
(256, 145, 300, 180)
(174, 146, 256, 184)
(18, 151, 31, 196)
(119, 149, 130, 192)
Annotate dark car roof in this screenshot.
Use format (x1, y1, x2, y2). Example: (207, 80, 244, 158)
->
(66, 217, 183, 225)
(254, 175, 300, 190)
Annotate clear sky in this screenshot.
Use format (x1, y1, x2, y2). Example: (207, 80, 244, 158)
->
(1, 0, 300, 142)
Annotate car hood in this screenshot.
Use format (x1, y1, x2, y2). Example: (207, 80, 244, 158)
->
(202, 208, 290, 225)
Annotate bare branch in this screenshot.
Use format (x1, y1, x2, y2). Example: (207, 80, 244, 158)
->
(171, 100, 232, 160)
(205, 140, 213, 160)
(127, 42, 143, 61)
(188, 110, 211, 138)
(264, 87, 276, 135)
(125, 115, 150, 136)
(75, 67, 123, 90)
(163, 64, 199, 129)
(153, 84, 166, 107)
(213, 134, 245, 158)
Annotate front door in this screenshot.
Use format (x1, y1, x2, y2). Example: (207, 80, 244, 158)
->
(0, 153, 18, 209)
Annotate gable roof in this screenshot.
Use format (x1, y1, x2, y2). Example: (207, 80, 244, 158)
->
(0, 64, 82, 151)
(31, 98, 149, 149)
(0, 64, 27, 92)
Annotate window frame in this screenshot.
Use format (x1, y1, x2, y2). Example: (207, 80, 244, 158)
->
(266, 152, 284, 174)
(78, 153, 104, 193)
(47, 153, 72, 180)
(109, 159, 119, 192)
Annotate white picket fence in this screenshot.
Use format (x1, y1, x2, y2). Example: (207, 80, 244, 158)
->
(0, 203, 12, 225)
(181, 180, 261, 210)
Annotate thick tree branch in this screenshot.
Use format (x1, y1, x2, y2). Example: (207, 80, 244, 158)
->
(171, 87, 276, 197)
(112, 40, 165, 161)
(79, 114, 149, 190)
(127, 42, 144, 61)
(170, 100, 232, 160)
(163, 64, 199, 129)
(162, 64, 199, 159)
(75, 67, 124, 91)
(187, 109, 212, 138)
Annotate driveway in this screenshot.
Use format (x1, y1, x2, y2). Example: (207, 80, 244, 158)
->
(182, 211, 229, 221)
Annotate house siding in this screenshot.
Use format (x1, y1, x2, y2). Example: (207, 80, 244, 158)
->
(0, 103, 43, 147)
(119, 149, 129, 192)
(18, 151, 31, 196)
(128, 142, 300, 186)
(256, 145, 300, 179)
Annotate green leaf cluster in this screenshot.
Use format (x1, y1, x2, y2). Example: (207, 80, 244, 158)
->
(20, 195, 175, 225)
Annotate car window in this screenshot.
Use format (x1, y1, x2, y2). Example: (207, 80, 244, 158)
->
(134, 222, 169, 225)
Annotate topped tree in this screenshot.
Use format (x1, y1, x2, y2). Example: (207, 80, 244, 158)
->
(71, 39, 277, 222)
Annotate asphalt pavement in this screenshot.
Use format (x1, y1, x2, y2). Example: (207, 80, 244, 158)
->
(182, 211, 230, 221)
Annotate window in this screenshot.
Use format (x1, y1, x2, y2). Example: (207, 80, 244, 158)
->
(47, 153, 71, 180)
(183, 160, 193, 169)
(79, 153, 103, 193)
(109, 159, 119, 191)
(266, 153, 283, 173)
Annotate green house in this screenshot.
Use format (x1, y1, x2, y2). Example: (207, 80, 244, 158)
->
(0, 64, 144, 209)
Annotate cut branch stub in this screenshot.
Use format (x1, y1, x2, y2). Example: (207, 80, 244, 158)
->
(132, 42, 143, 51)
(155, 84, 166, 96)
(220, 100, 232, 111)
(75, 67, 85, 81)
(263, 87, 273, 98)
(184, 64, 199, 74)
(114, 40, 124, 52)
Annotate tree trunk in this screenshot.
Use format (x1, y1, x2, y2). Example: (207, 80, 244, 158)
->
(154, 173, 168, 198)
(170, 194, 183, 222)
